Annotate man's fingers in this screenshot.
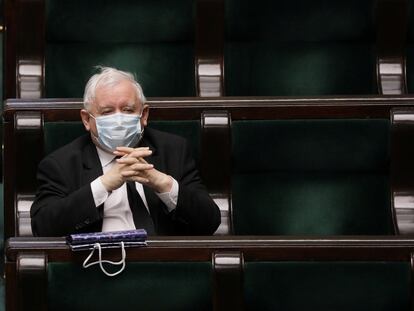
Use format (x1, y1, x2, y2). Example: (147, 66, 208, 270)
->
(121, 165, 153, 176)
(121, 170, 139, 177)
(129, 149, 152, 159)
(114, 148, 152, 160)
(113, 150, 128, 157)
(116, 155, 150, 165)
(121, 170, 150, 182)
(125, 176, 150, 184)
(131, 163, 152, 170)
(118, 161, 153, 170)
(116, 157, 136, 165)
(115, 146, 150, 154)
(116, 146, 140, 153)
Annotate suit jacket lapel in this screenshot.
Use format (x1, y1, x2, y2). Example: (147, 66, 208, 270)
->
(77, 136, 105, 221)
(140, 134, 165, 228)
(81, 138, 103, 183)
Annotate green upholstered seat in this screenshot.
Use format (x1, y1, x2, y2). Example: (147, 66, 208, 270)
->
(44, 0, 196, 97)
(244, 261, 410, 311)
(44, 122, 88, 155)
(231, 119, 394, 235)
(148, 120, 201, 163)
(48, 262, 212, 311)
(225, 0, 377, 96)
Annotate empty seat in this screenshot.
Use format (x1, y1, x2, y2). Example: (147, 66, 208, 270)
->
(231, 119, 394, 235)
(225, 0, 377, 96)
(244, 261, 410, 310)
(47, 261, 212, 311)
(45, 0, 196, 97)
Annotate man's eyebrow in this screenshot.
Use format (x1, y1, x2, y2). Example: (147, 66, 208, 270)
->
(99, 105, 113, 110)
(122, 103, 138, 110)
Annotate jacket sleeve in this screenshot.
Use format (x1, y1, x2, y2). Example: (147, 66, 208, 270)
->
(31, 155, 102, 237)
(172, 140, 221, 235)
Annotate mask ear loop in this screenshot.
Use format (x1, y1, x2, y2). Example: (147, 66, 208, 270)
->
(83, 241, 126, 277)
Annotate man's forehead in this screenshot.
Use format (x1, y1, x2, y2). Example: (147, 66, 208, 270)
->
(90, 81, 141, 109)
(95, 79, 137, 96)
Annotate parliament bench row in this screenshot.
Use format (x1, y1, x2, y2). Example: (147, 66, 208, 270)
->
(3, 0, 412, 99)
(5, 236, 414, 311)
(4, 95, 414, 240)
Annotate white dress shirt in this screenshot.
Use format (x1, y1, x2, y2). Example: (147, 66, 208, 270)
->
(90, 146, 179, 232)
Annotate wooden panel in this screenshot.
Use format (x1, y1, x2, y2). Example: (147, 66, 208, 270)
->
(7, 236, 414, 262)
(391, 108, 414, 234)
(376, 0, 408, 94)
(4, 0, 45, 99)
(4, 111, 43, 238)
(213, 251, 244, 311)
(16, 252, 47, 311)
(202, 111, 231, 234)
(195, 0, 224, 96)
(5, 96, 414, 120)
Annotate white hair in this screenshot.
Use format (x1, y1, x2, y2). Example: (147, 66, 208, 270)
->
(83, 66, 146, 110)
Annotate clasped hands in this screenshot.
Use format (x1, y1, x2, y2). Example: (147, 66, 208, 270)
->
(100, 146, 173, 193)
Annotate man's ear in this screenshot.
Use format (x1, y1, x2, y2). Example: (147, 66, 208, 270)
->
(141, 104, 150, 127)
(80, 109, 91, 131)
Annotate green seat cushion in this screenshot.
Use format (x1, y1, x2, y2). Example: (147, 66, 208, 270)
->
(232, 119, 389, 172)
(225, 42, 376, 96)
(46, 0, 194, 43)
(231, 119, 393, 235)
(45, 43, 195, 98)
(45, 0, 195, 97)
(233, 172, 392, 235)
(48, 262, 212, 311)
(226, 0, 375, 41)
(225, 0, 376, 96)
(44, 122, 87, 155)
(244, 261, 410, 311)
(148, 120, 200, 163)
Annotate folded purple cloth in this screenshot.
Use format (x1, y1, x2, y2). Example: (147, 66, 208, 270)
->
(67, 229, 147, 246)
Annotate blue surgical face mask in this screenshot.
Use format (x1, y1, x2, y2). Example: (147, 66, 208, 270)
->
(89, 112, 143, 152)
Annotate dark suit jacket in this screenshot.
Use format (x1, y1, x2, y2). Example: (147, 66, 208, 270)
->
(31, 128, 221, 236)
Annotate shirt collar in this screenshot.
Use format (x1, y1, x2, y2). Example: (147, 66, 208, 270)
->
(95, 146, 116, 168)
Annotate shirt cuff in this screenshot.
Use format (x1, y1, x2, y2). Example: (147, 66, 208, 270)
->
(156, 178, 179, 213)
(90, 177, 110, 207)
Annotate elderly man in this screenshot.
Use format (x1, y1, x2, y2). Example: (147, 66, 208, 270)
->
(31, 67, 221, 236)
